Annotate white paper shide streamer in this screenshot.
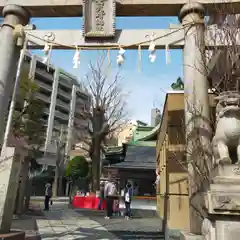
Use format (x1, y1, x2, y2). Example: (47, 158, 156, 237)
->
(117, 47, 125, 66)
(148, 33, 156, 63)
(73, 46, 80, 69)
(165, 44, 170, 65)
(42, 32, 55, 65)
(43, 40, 50, 64)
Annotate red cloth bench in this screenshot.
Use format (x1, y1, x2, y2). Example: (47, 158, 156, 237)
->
(73, 196, 106, 210)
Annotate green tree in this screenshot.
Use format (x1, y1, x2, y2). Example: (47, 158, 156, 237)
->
(66, 156, 89, 197)
(171, 77, 184, 90)
(66, 156, 89, 182)
(12, 76, 46, 146)
(12, 75, 46, 212)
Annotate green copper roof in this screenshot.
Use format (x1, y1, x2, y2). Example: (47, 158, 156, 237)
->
(137, 123, 160, 141)
(136, 120, 148, 126)
(128, 141, 156, 147)
(129, 123, 160, 146)
(133, 126, 153, 141)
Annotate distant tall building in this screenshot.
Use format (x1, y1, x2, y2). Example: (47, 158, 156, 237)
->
(151, 108, 161, 127)
(116, 120, 138, 146)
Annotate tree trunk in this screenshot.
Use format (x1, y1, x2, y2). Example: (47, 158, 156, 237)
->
(24, 177, 32, 212)
(16, 157, 29, 214)
(91, 108, 105, 192)
(69, 182, 78, 204)
(58, 175, 63, 196)
(65, 181, 70, 196)
(91, 139, 101, 192)
(53, 163, 59, 197)
(92, 160, 100, 192)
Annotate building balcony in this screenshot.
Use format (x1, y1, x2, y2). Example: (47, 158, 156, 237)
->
(35, 92, 51, 103)
(35, 79, 52, 92)
(74, 117, 89, 128)
(55, 110, 69, 122)
(52, 120, 68, 132)
(75, 103, 89, 116)
(76, 90, 90, 101)
(35, 68, 53, 82)
(76, 95, 90, 105)
(59, 73, 73, 89)
(58, 88, 71, 101)
(43, 107, 49, 116)
(56, 98, 70, 111)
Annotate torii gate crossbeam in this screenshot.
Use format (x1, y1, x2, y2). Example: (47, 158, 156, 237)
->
(0, 0, 239, 17)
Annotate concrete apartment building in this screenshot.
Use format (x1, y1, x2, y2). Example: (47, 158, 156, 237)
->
(22, 53, 90, 164)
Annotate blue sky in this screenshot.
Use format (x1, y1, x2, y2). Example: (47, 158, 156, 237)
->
(32, 16, 183, 124)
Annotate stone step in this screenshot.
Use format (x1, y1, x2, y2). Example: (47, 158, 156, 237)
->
(213, 176, 240, 184)
(211, 165, 240, 178)
(210, 184, 240, 192)
(31, 196, 69, 202)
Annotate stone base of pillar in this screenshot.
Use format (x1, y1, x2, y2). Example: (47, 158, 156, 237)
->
(183, 218, 240, 240)
(180, 232, 204, 240)
(0, 147, 22, 233)
(0, 231, 25, 240)
(214, 219, 240, 240)
(199, 164, 240, 240)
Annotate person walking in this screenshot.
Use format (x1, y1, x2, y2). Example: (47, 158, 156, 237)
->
(124, 182, 133, 220)
(44, 183, 52, 211)
(98, 182, 105, 210)
(104, 180, 117, 219)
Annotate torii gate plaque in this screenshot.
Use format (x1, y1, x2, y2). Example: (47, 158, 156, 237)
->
(83, 0, 116, 38)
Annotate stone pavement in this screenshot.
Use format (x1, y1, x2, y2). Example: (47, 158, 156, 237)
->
(12, 214, 40, 240)
(75, 209, 180, 240)
(12, 201, 180, 240)
(37, 202, 180, 240)
(36, 203, 118, 239)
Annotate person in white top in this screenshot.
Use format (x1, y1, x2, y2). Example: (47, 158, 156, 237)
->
(104, 180, 117, 219)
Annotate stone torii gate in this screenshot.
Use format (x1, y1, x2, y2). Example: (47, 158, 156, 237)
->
(0, 0, 239, 238)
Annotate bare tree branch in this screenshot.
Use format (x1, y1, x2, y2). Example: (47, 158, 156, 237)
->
(73, 51, 129, 191)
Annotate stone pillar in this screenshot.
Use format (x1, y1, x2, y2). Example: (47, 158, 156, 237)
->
(179, 3, 212, 235)
(0, 147, 22, 233)
(0, 5, 29, 144)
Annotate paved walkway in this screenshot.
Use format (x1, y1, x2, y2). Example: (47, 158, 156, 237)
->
(18, 202, 180, 240)
(37, 203, 118, 239)
(74, 209, 174, 240)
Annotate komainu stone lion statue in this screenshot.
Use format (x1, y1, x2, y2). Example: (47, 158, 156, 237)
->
(212, 91, 240, 165)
